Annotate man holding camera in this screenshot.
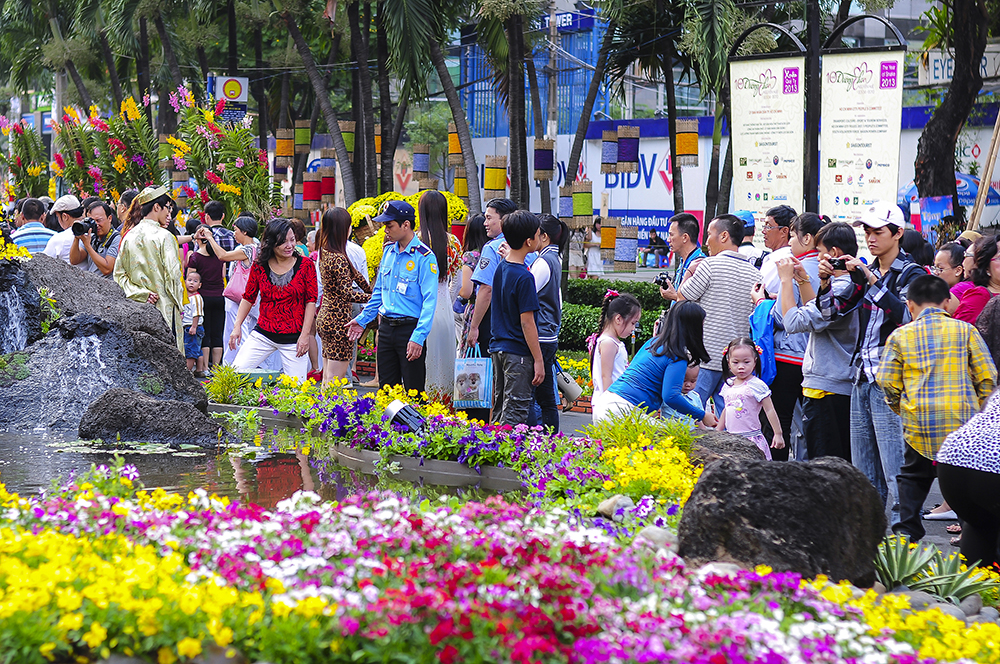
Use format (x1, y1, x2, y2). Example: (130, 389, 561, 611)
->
(43, 195, 86, 264)
(69, 201, 120, 278)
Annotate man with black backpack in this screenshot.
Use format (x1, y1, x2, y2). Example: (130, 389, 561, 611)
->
(817, 201, 926, 526)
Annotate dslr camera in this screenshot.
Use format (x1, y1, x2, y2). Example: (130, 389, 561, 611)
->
(72, 218, 98, 237)
(653, 272, 672, 288)
(828, 258, 847, 271)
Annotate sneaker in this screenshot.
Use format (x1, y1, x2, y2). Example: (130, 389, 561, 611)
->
(193, 371, 207, 378)
(923, 509, 957, 521)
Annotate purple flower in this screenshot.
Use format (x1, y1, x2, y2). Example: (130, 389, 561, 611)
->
(132, 154, 145, 167)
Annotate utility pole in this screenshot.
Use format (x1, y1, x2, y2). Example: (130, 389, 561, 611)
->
(805, 0, 820, 213)
(547, 2, 558, 148)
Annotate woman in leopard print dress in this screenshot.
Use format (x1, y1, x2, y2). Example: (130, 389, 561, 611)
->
(316, 207, 371, 387)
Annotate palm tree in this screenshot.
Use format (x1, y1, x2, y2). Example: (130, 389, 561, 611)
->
(565, 23, 615, 188)
(76, 0, 125, 108)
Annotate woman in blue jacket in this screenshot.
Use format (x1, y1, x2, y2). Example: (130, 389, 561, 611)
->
(593, 301, 717, 427)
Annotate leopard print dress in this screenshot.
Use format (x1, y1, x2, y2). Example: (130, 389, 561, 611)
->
(316, 250, 371, 361)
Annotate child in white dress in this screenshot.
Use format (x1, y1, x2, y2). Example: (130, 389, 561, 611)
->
(590, 291, 641, 413)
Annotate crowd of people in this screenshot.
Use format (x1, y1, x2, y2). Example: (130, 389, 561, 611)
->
(6, 188, 1000, 567)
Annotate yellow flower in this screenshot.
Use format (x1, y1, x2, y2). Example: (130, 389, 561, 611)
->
(158, 647, 177, 664)
(176, 637, 202, 659)
(204, 110, 215, 123)
(26, 165, 44, 177)
(58, 612, 84, 631)
(81, 622, 107, 648)
(89, 105, 100, 120)
(50, 161, 64, 176)
(113, 153, 128, 173)
(120, 97, 141, 122)
(63, 106, 80, 123)
(217, 183, 242, 196)
(167, 136, 191, 155)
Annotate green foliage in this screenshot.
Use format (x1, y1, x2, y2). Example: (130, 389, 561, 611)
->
(38, 287, 59, 334)
(212, 408, 262, 443)
(405, 103, 452, 177)
(875, 536, 1000, 605)
(137, 374, 163, 396)
(583, 408, 695, 454)
(559, 301, 662, 352)
(0, 353, 30, 384)
(205, 365, 250, 405)
(0, 120, 49, 198)
(565, 277, 665, 312)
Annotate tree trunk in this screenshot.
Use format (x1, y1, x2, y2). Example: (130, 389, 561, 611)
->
(65, 59, 93, 110)
(507, 14, 528, 208)
(566, 23, 615, 186)
(254, 28, 268, 153)
(278, 70, 290, 129)
(665, 42, 683, 213)
(835, 0, 852, 27)
(703, 99, 725, 235)
(152, 13, 184, 87)
(430, 39, 481, 215)
(228, 0, 238, 75)
(283, 11, 357, 205)
(98, 30, 123, 108)
(197, 46, 209, 81)
(526, 58, 550, 214)
(715, 85, 733, 217)
(914, 0, 988, 220)
(294, 38, 338, 188)
(349, 0, 377, 198)
(377, 2, 393, 193)
(138, 17, 153, 127)
(362, 1, 376, 195)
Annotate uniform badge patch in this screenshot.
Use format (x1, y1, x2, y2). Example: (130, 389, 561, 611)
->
(429, 262, 438, 274)
(406, 260, 416, 271)
(479, 257, 491, 270)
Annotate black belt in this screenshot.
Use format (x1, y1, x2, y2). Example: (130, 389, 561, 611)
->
(383, 316, 418, 327)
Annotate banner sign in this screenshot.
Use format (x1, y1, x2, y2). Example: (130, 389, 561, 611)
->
(820, 51, 905, 223)
(918, 195, 953, 244)
(729, 57, 806, 222)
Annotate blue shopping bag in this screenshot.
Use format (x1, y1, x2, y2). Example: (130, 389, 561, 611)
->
(454, 345, 493, 410)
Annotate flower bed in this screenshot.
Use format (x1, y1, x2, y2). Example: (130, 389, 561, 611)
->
(1, 462, 997, 664)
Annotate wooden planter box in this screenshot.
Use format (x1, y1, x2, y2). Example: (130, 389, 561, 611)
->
(208, 403, 306, 430)
(567, 395, 593, 414)
(333, 444, 522, 492)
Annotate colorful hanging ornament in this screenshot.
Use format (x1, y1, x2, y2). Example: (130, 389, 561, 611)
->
(600, 130, 618, 174)
(339, 121, 356, 162)
(412, 144, 430, 181)
(303, 171, 321, 210)
(374, 124, 382, 157)
(294, 119, 311, 155)
(319, 148, 336, 204)
(275, 128, 294, 169)
(533, 139, 554, 181)
(616, 126, 639, 174)
(419, 178, 439, 191)
(559, 185, 574, 224)
(572, 179, 593, 230)
(484, 155, 507, 200)
(615, 223, 638, 274)
(675, 118, 699, 167)
(448, 123, 462, 166)
(601, 216, 618, 268)
(453, 166, 469, 202)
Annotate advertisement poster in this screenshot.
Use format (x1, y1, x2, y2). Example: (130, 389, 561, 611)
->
(918, 195, 954, 244)
(729, 57, 806, 222)
(820, 50, 905, 222)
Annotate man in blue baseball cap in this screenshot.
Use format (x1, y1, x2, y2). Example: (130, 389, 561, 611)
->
(347, 199, 438, 392)
(734, 209, 768, 269)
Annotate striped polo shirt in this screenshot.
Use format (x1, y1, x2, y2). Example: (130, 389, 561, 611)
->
(12, 222, 56, 254)
(678, 249, 762, 372)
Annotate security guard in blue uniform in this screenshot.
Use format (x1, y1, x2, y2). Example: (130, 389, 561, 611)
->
(347, 200, 438, 392)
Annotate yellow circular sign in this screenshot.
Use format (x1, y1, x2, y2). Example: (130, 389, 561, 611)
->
(222, 79, 243, 100)
(406, 260, 416, 272)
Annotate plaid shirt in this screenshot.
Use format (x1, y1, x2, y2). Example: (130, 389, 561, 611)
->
(876, 307, 997, 459)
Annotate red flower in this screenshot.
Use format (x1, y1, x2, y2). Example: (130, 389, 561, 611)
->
(12, 123, 23, 135)
(109, 138, 127, 152)
(259, 149, 268, 165)
(54, 153, 65, 169)
(200, 190, 209, 203)
(182, 185, 196, 198)
(75, 151, 85, 167)
(14, 156, 21, 168)
(215, 98, 226, 117)
(205, 171, 222, 185)
(89, 117, 109, 132)
(438, 645, 459, 664)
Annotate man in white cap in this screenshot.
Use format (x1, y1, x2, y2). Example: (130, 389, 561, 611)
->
(816, 200, 926, 525)
(113, 185, 185, 351)
(42, 194, 85, 264)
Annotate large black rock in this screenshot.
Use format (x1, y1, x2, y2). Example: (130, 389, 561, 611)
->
(0, 259, 42, 352)
(690, 429, 768, 466)
(79, 388, 223, 447)
(678, 456, 886, 587)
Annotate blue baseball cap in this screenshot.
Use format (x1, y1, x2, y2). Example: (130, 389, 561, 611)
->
(374, 200, 415, 224)
(732, 210, 756, 229)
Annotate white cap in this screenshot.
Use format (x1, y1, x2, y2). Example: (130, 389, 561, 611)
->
(50, 194, 81, 213)
(853, 200, 904, 229)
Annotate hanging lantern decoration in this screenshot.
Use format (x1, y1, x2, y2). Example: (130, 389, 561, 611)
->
(559, 185, 574, 225)
(572, 180, 593, 230)
(374, 124, 382, 156)
(303, 171, 322, 210)
(412, 144, 430, 182)
(275, 128, 294, 169)
(339, 121, 356, 162)
(419, 178, 439, 191)
(675, 118, 699, 167)
(294, 119, 311, 156)
(158, 134, 172, 170)
(453, 166, 469, 203)
(448, 123, 462, 166)
(273, 165, 288, 186)
(616, 126, 640, 174)
(319, 148, 336, 204)
(533, 139, 554, 181)
(600, 130, 618, 174)
(293, 182, 304, 215)
(615, 223, 638, 274)
(601, 216, 618, 268)
(484, 155, 507, 200)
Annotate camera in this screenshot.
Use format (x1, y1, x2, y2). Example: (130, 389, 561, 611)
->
(653, 272, 672, 288)
(829, 258, 847, 271)
(72, 218, 98, 237)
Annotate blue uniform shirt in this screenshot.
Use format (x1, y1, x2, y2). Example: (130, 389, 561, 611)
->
(471, 233, 536, 286)
(357, 234, 439, 345)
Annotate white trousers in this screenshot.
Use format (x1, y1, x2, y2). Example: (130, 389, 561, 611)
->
(232, 330, 309, 381)
(223, 299, 282, 370)
(591, 390, 637, 423)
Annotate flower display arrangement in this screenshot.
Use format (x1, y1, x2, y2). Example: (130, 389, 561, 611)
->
(50, 101, 163, 200)
(0, 115, 51, 199)
(170, 87, 280, 223)
(2, 458, 999, 664)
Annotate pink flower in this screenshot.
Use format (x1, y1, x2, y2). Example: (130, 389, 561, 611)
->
(88, 165, 103, 180)
(54, 153, 66, 169)
(234, 158, 244, 168)
(168, 92, 180, 113)
(143, 93, 150, 107)
(206, 171, 222, 185)
(173, 156, 187, 171)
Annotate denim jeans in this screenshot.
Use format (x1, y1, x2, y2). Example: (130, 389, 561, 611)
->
(851, 380, 904, 525)
(693, 367, 725, 414)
